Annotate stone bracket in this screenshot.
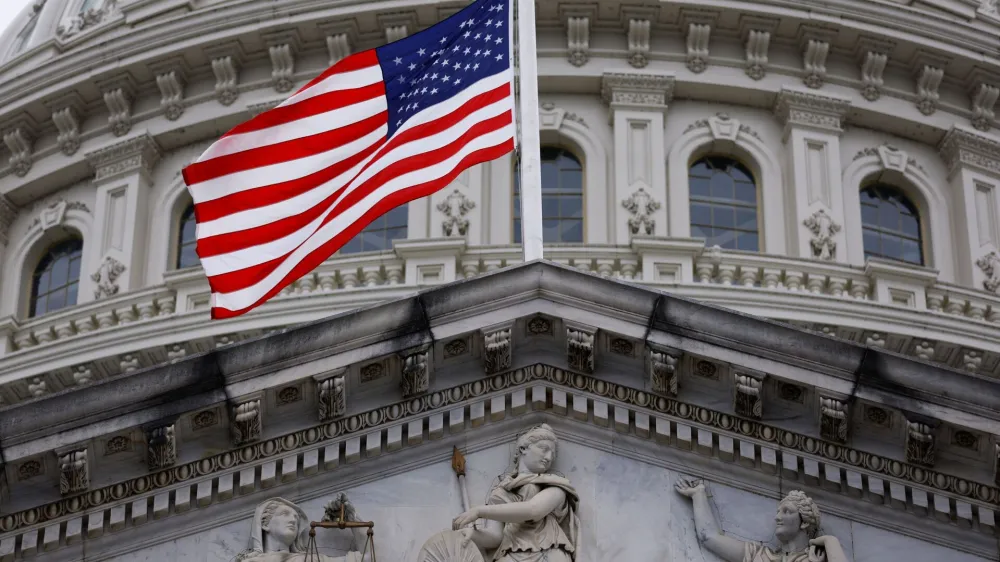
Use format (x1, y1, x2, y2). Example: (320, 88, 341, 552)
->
(565, 321, 597, 374)
(646, 344, 683, 396)
(819, 395, 850, 444)
(230, 393, 263, 447)
(314, 368, 347, 421)
(143, 421, 177, 471)
(733, 370, 765, 419)
(481, 321, 514, 375)
(55, 446, 89, 496)
(400, 346, 432, 398)
(905, 416, 937, 467)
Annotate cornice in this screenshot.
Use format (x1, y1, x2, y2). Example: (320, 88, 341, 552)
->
(83, 132, 163, 183)
(938, 125, 1000, 178)
(772, 86, 852, 138)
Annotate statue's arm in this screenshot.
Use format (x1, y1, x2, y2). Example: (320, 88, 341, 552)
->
(477, 486, 565, 524)
(464, 519, 504, 551)
(811, 536, 849, 562)
(676, 481, 745, 562)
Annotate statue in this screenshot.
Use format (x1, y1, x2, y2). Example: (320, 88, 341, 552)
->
(236, 495, 370, 562)
(674, 479, 849, 562)
(450, 424, 581, 562)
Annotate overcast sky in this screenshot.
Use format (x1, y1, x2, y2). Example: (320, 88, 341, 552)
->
(0, 0, 36, 37)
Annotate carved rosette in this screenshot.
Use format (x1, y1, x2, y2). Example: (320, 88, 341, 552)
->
(905, 420, 936, 467)
(400, 349, 431, 398)
(647, 347, 682, 396)
(58, 448, 89, 495)
(622, 188, 661, 236)
(733, 372, 764, 419)
(566, 325, 596, 373)
(437, 189, 475, 237)
(803, 209, 841, 261)
(145, 423, 177, 471)
(231, 399, 262, 446)
(91, 256, 126, 300)
(482, 327, 512, 374)
(819, 397, 849, 443)
(976, 251, 1000, 293)
(315, 370, 347, 421)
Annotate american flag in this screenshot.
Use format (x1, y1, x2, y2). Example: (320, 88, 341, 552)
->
(183, 0, 515, 319)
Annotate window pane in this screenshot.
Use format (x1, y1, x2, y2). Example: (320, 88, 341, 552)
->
(709, 173, 734, 199)
(713, 206, 735, 228)
(860, 184, 923, 265)
(52, 256, 69, 286)
(882, 235, 901, 260)
(691, 204, 711, 226)
(37, 270, 50, 293)
(342, 204, 408, 254)
(690, 161, 711, 178)
(561, 170, 583, 192)
(690, 177, 710, 197)
(48, 289, 65, 312)
(735, 208, 757, 231)
(736, 232, 759, 252)
(900, 213, 919, 238)
(67, 283, 78, 308)
(863, 230, 880, 255)
(541, 162, 559, 190)
(513, 219, 522, 243)
(513, 196, 521, 218)
(562, 220, 583, 243)
(861, 203, 878, 226)
(878, 201, 898, 229)
(542, 196, 559, 217)
(734, 182, 756, 203)
(689, 157, 758, 250)
(561, 196, 583, 219)
(34, 294, 47, 316)
(515, 147, 585, 243)
(543, 219, 560, 241)
(902, 239, 921, 264)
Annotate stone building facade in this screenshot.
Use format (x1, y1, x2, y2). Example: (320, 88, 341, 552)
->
(0, 0, 997, 560)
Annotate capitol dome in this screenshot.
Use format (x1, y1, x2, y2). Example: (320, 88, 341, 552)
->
(0, 0, 998, 560)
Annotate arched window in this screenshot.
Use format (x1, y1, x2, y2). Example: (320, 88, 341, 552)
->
(30, 239, 83, 318)
(176, 204, 200, 269)
(10, 16, 37, 56)
(689, 156, 759, 251)
(513, 147, 584, 243)
(341, 204, 408, 254)
(860, 184, 923, 265)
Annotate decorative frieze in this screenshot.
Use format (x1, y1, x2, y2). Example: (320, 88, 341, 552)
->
(773, 87, 851, 137)
(400, 348, 431, 398)
(91, 256, 126, 299)
(96, 74, 137, 137)
(57, 448, 88, 495)
(733, 371, 765, 419)
(262, 31, 301, 94)
(905, 419, 936, 467)
(970, 82, 999, 132)
(57, 0, 113, 39)
(647, 346, 682, 396)
(803, 209, 841, 260)
(314, 369, 347, 421)
(622, 187, 661, 236)
(84, 132, 162, 183)
(685, 23, 711, 74)
(437, 189, 475, 237)
(625, 18, 650, 68)
(205, 41, 245, 106)
(145, 423, 176, 471)
(482, 325, 512, 374)
(600, 72, 675, 119)
(566, 323, 596, 373)
(231, 398, 262, 446)
(819, 396, 850, 443)
(938, 125, 1000, 178)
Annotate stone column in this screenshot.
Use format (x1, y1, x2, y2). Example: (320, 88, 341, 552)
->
(84, 133, 162, 298)
(773, 87, 852, 262)
(601, 72, 675, 245)
(938, 126, 1000, 290)
(0, 195, 17, 307)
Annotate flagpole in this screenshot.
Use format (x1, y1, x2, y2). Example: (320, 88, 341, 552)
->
(515, 0, 544, 261)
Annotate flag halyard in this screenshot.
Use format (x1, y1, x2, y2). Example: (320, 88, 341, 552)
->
(183, 0, 515, 319)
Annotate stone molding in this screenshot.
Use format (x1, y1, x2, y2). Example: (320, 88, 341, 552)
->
(600, 72, 675, 118)
(772, 87, 851, 137)
(84, 133, 163, 183)
(938, 125, 1000, 178)
(0, 194, 17, 246)
(1, 365, 995, 558)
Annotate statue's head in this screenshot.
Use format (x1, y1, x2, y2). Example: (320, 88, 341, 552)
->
(515, 424, 558, 474)
(774, 491, 821, 544)
(255, 498, 309, 553)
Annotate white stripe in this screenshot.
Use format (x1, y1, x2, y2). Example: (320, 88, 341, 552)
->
(211, 126, 514, 312)
(195, 96, 387, 164)
(198, 96, 512, 238)
(276, 64, 382, 109)
(201, 97, 511, 274)
(189, 126, 387, 205)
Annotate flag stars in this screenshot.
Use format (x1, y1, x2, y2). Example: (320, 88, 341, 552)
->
(495, 53, 503, 61)
(408, 63, 417, 71)
(495, 37, 503, 44)
(418, 48, 426, 56)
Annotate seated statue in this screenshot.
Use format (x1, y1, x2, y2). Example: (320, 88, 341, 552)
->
(236, 494, 370, 562)
(675, 479, 850, 562)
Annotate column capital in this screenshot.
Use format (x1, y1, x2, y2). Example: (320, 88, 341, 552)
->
(938, 125, 1000, 179)
(84, 132, 162, 184)
(600, 72, 675, 119)
(773, 87, 851, 138)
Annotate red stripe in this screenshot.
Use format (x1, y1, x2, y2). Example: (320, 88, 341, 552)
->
(194, 135, 387, 223)
(209, 139, 514, 319)
(197, 107, 512, 261)
(183, 110, 388, 186)
(223, 82, 384, 137)
(289, 49, 379, 98)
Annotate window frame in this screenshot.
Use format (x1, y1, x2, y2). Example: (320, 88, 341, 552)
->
(512, 145, 587, 244)
(175, 203, 200, 270)
(29, 238, 84, 319)
(687, 154, 762, 253)
(338, 204, 409, 255)
(858, 182, 925, 266)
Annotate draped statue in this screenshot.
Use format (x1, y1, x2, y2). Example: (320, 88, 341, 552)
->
(236, 495, 369, 562)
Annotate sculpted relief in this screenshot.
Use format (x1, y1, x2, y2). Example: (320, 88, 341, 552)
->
(237, 495, 371, 562)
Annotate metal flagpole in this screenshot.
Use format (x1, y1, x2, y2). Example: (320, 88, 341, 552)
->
(515, 0, 544, 261)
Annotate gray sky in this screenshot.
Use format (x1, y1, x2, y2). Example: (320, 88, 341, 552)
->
(0, 0, 35, 37)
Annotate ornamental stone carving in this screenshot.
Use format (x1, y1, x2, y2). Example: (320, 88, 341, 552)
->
(773, 88, 851, 136)
(686, 23, 711, 73)
(401, 348, 431, 398)
(565, 15, 590, 67)
(437, 189, 475, 237)
(600, 72, 675, 119)
(734, 372, 765, 419)
(744, 29, 771, 80)
(85, 133, 162, 183)
(145, 423, 176, 471)
(938, 126, 1000, 177)
(58, 448, 89, 495)
(905, 419, 936, 467)
(482, 326, 512, 374)
(915, 64, 944, 116)
(622, 187, 661, 236)
(3, 126, 33, 177)
(971, 83, 999, 132)
(977, 251, 1000, 293)
(232, 398, 262, 446)
(52, 106, 81, 156)
(314, 370, 347, 421)
(803, 209, 841, 260)
(91, 256, 126, 300)
(647, 346, 682, 396)
(819, 396, 849, 443)
(802, 39, 830, 89)
(237, 496, 369, 562)
(860, 50, 888, 102)
(57, 0, 115, 39)
(676, 481, 850, 562)
(566, 324, 596, 373)
(626, 19, 650, 68)
(206, 41, 245, 106)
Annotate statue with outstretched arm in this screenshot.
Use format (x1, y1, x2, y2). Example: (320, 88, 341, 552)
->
(674, 479, 850, 562)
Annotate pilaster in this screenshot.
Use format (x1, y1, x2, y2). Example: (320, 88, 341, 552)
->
(773, 87, 851, 261)
(938, 126, 1000, 289)
(84, 133, 162, 297)
(601, 72, 674, 245)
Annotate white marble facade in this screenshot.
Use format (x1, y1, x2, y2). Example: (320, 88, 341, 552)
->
(107, 440, 991, 562)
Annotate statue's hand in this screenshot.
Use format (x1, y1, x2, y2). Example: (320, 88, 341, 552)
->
(452, 508, 480, 530)
(323, 493, 359, 522)
(807, 545, 827, 562)
(458, 527, 476, 547)
(674, 478, 706, 498)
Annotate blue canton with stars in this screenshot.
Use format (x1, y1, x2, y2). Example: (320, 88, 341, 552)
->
(376, 0, 511, 138)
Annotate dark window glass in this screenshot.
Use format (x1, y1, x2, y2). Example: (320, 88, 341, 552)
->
(176, 204, 200, 269)
(341, 204, 408, 254)
(30, 239, 83, 318)
(514, 147, 584, 243)
(860, 184, 924, 265)
(688, 157, 759, 251)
